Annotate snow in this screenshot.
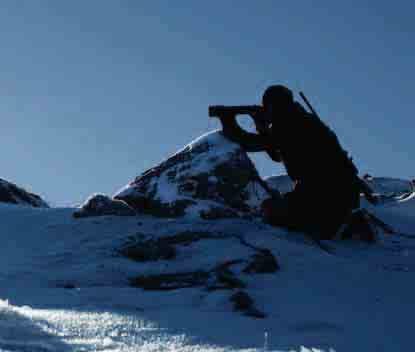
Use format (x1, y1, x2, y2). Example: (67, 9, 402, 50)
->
(244, 181, 270, 209)
(188, 129, 240, 153)
(180, 130, 242, 178)
(0, 177, 415, 351)
(155, 172, 182, 203)
(115, 130, 239, 203)
(366, 177, 413, 197)
(265, 175, 295, 194)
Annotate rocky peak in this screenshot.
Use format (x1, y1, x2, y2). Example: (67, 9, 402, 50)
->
(114, 130, 270, 219)
(0, 178, 48, 208)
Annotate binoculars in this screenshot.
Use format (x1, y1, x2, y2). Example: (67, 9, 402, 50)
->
(209, 105, 272, 126)
(208, 105, 262, 118)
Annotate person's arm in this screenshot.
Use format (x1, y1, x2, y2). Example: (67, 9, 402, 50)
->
(265, 148, 282, 162)
(220, 115, 270, 152)
(249, 111, 282, 162)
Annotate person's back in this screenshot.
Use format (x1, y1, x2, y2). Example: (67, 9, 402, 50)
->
(271, 101, 358, 187)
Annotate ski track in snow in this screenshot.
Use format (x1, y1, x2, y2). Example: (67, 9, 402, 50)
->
(0, 190, 414, 351)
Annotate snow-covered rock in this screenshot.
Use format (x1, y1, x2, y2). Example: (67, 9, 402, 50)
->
(364, 176, 413, 198)
(266, 174, 415, 202)
(265, 174, 294, 194)
(114, 130, 270, 219)
(0, 178, 48, 208)
(73, 193, 136, 218)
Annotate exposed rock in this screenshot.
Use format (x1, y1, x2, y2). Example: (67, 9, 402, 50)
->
(0, 178, 48, 208)
(129, 260, 246, 291)
(162, 231, 225, 245)
(122, 229, 279, 317)
(120, 238, 176, 262)
(120, 230, 227, 262)
(229, 291, 266, 318)
(73, 194, 136, 218)
(243, 249, 280, 274)
(229, 290, 253, 310)
(114, 131, 270, 219)
(199, 206, 239, 220)
(208, 260, 246, 290)
(120, 231, 226, 262)
(130, 271, 210, 291)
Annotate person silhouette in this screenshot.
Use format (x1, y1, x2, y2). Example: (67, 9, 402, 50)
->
(219, 85, 360, 240)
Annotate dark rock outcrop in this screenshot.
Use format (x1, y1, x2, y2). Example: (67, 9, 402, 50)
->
(229, 291, 266, 318)
(129, 260, 247, 292)
(114, 131, 270, 219)
(73, 194, 136, 218)
(122, 230, 279, 318)
(120, 231, 228, 263)
(0, 178, 48, 208)
(130, 271, 210, 291)
(120, 237, 177, 262)
(243, 249, 280, 274)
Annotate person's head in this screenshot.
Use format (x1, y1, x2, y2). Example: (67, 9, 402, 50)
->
(262, 85, 294, 116)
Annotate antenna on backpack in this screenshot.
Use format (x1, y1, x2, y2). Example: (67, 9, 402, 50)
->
(299, 91, 319, 118)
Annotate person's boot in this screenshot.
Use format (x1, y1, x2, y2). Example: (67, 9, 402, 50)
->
(338, 209, 378, 242)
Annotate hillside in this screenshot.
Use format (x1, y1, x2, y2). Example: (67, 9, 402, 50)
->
(0, 131, 414, 351)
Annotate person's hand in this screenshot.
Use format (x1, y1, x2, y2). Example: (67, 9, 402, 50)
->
(254, 118, 269, 135)
(250, 110, 270, 135)
(218, 112, 236, 126)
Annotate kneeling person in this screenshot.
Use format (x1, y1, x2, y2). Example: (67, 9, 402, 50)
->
(219, 85, 360, 240)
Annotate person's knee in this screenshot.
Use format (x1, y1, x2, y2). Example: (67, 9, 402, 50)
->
(261, 197, 294, 228)
(261, 198, 285, 218)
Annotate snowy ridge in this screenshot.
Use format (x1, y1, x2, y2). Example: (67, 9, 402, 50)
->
(365, 176, 413, 197)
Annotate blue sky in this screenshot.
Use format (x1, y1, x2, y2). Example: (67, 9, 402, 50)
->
(0, 1, 413, 205)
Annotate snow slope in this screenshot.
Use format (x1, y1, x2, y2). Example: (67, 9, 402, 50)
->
(0, 185, 415, 351)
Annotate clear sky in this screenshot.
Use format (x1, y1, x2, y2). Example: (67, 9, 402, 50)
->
(0, 1, 413, 206)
